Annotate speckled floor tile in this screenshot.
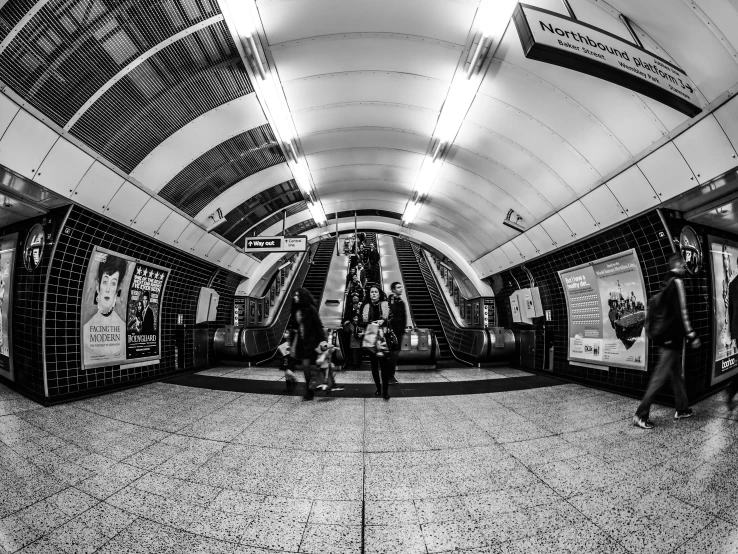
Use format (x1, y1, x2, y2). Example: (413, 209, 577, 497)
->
(364, 524, 427, 554)
(299, 523, 362, 554)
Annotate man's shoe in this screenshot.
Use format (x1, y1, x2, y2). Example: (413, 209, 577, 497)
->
(633, 415, 655, 429)
(332, 385, 345, 391)
(674, 408, 694, 419)
(389, 378, 399, 385)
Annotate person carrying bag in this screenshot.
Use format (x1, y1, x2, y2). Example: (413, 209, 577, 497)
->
(360, 285, 392, 400)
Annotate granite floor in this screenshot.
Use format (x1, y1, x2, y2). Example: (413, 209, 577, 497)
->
(1, 378, 738, 553)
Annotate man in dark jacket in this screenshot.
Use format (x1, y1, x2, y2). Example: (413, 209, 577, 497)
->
(388, 282, 407, 385)
(368, 244, 380, 282)
(634, 253, 701, 429)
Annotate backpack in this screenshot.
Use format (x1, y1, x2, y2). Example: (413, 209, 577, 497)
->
(646, 278, 673, 342)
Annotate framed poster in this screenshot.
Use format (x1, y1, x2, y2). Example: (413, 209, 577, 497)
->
(453, 283, 460, 306)
(460, 298, 466, 320)
(709, 236, 738, 385)
(0, 234, 17, 381)
(558, 249, 647, 370)
(81, 247, 169, 370)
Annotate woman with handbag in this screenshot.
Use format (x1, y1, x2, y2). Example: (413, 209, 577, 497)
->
(287, 287, 326, 400)
(360, 285, 392, 400)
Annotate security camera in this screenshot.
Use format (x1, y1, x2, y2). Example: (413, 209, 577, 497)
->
(503, 209, 525, 233)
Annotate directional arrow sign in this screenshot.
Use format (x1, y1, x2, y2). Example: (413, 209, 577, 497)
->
(245, 236, 307, 253)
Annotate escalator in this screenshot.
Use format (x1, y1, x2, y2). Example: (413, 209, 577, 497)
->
(394, 238, 451, 359)
(302, 239, 337, 306)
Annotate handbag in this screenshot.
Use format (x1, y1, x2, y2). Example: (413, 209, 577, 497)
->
(384, 326, 400, 352)
(277, 341, 291, 357)
(362, 322, 380, 351)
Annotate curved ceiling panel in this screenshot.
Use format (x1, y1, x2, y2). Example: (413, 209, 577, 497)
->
(216, 179, 302, 244)
(257, 0, 479, 45)
(316, 180, 414, 197)
(443, 147, 555, 219)
(0, 0, 220, 127)
(410, 213, 478, 260)
(271, 37, 461, 82)
(606, 0, 738, 102)
(132, 94, 267, 192)
(465, 94, 600, 194)
(283, 71, 449, 112)
(493, 28, 667, 153)
(419, 201, 498, 251)
(70, 22, 250, 173)
(194, 162, 292, 223)
(292, 103, 439, 136)
(311, 164, 418, 188)
(158, 124, 284, 216)
(247, 201, 309, 240)
(454, 123, 576, 208)
(301, 128, 430, 155)
(306, 147, 424, 172)
(479, 60, 631, 175)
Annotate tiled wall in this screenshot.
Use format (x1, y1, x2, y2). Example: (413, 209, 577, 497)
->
(490, 210, 691, 400)
(3, 205, 242, 403)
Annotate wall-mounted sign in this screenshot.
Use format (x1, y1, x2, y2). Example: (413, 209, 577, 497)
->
(23, 223, 45, 271)
(81, 247, 169, 370)
(233, 297, 246, 326)
(680, 226, 701, 275)
(245, 236, 307, 253)
(513, 4, 701, 117)
(709, 236, 738, 385)
(0, 234, 17, 381)
(483, 298, 495, 328)
(558, 249, 647, 370)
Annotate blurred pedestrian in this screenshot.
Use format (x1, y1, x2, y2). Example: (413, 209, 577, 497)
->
(287, 287, 326, 401)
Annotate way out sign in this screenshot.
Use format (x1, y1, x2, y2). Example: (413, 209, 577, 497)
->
(244, 236, 307, 253)
(513, 4, 701, 117)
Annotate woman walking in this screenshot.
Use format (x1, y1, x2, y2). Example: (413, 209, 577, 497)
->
(287, 287, 326, 400)
(361, 285, 392, 400)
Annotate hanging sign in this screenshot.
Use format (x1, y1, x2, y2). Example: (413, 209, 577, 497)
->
(245, 236, 307, 253)
(513, 4, 701, 117)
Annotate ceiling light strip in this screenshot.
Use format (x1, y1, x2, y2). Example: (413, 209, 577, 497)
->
(63, 14, 225, 131)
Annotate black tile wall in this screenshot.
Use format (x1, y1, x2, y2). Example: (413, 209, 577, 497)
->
(4, 205, 243, 402)
(489, 210, 685, 401)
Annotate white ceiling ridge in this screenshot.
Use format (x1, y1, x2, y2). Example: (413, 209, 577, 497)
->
(292, 101, 440, 114)
(470, 81, 738, 269)
(311, 163, 421, 173)
(488, 58, 632, 156)
(285, 70, 450, 85)
(306, 146, 427, 157)
(449, 143, 563, 209)
(300, 126, 432, 139)
(313, 177, 415, 186)
(269, 31, 465, 51)
(412, 216, 479, 259)
(471, 92, 601, 177)
(63, 14, 225, 131)
(430, 187, 512, 235)
(415, 205, 491, 248)
(461, 120, 578, 195)
(440, 160, 539, 220)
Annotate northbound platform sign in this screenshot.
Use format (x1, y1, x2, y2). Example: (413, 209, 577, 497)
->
(244, 236, 307, 253)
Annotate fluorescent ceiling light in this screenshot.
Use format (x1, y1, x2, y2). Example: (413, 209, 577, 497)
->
(414, 157, 443, 198)
(402, 201, 422, 225)
(308, 201, 327, 226)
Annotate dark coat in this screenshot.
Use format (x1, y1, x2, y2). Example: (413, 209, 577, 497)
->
(389, 295, 407, 337)
(142, 306, 155, 335)
(660, 273, 693, 349)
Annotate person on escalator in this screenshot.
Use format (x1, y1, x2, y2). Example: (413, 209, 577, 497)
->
(356, 263, 367, 287)
(348, 274, 364, 301)
(346, 267, 357, 287)
(368, 244, 380, 283)
(388, 282, 407, 386)
(287, 287, 326, 401)
(361, 285, 392, 400)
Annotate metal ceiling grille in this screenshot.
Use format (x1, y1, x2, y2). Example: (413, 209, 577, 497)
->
(70, 22, 251, 173)
(217, 180, 302, 244)
(283, 219, 316, 237)
(0, 0, 39, 44)
(0, 0, 220, 127)
(249, 201, 308, 238)
(326, 209, 403, 221)
(159, 124, 285, 217)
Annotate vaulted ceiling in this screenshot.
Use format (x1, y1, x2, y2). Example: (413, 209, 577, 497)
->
(1, 0, 738, 281)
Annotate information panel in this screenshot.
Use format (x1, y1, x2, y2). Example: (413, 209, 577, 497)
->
(81, 247, 169, 370)
(558, 249, 647, 370)
(233, 297, 246, 326)
(513, 4, 701, 117)
(0, 234, 17, 381)
(245, 236, 307, 253)
(709, 236, 738, 385)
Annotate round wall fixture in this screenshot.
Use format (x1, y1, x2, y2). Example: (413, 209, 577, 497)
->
(23, 223, 45, 271)
(679, 225, 701, 275)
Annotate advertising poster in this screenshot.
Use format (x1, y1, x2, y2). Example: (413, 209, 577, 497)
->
(125, 263, 169, 361)
(0, 234, 17, 381)
(709, 236, 738, 385)
(558, 249, 647, 370)
(81, 247, 169, 369)
(453, 283, 460, 306)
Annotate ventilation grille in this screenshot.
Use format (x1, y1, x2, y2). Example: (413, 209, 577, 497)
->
(217, 180, 302, 244)
(0, 0, 38, 44)
(284, 219, 317, 237)
(70, 22, 251, 173)
(158, 124, 285, 217)
(326, 209, 403, 221)
(250, 201, 308, 238)
(0, 0, 220, 128)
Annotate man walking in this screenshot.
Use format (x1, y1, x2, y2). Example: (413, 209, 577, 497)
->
(388, 281, 407, 386)
(634, 253, 701, 429)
